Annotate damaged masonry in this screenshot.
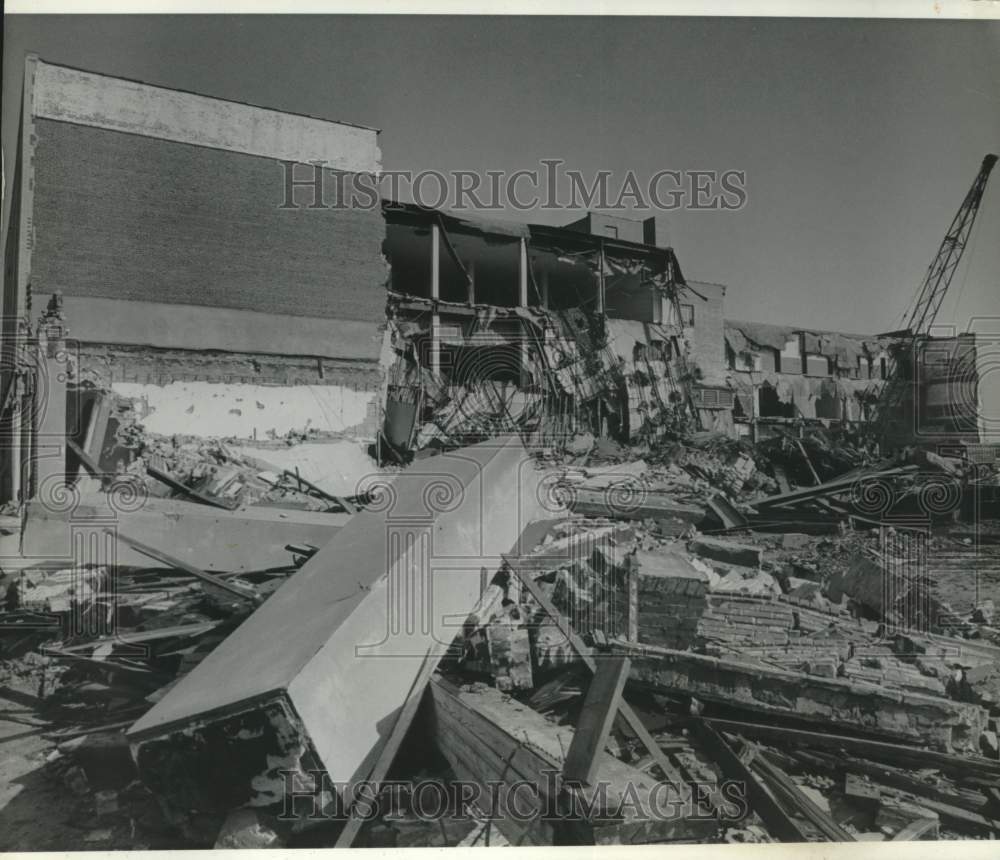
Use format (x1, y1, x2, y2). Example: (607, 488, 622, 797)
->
(1, 54, 1000, 851)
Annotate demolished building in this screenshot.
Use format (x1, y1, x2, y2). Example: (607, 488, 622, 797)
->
(1, 55, 999, 851)
(1, 56, 387, 513)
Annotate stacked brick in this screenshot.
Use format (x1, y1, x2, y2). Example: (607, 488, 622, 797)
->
(696, 595, 795, 650)
(636, 567, 709, 650)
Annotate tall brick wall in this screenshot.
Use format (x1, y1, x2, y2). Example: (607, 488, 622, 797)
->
(684, 281, 727, 385)
(32, 120, 387, 324)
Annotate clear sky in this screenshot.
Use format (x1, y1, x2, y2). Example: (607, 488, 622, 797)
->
(3, 15, 998, 334)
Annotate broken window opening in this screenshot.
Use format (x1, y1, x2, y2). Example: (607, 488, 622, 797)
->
(758, 383, 796, 418)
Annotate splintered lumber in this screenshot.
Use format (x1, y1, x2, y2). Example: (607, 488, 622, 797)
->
(689, 720, 808, 843)
(861, 779, 1000, 835)
(891, 818, 939, 840)
(507, 553, 689, 796)
(622, 643, 988, 753)
(146, 464, 236, 510)
(129, 437, 547, 815)
(806, 749, 990, 815)
(428, 675, 712, 846)
(749, 747, 855, 841)
(112, 530, 258, 603)
(562, 655, 631, 787)
(752, 465, 917, 510)
(279, 468, 357, 514)
(700, 716, 1000, 782)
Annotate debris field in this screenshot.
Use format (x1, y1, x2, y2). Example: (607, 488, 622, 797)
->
(2, 419, 999, 849)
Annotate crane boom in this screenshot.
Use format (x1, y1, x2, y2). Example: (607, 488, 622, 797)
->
(870, 153, 997, 448)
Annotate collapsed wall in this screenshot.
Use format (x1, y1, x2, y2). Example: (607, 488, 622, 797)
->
(127, 436, 550, 823)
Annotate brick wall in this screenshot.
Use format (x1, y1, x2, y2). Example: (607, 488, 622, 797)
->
(684, 281, 727, 385)
(32, 120, 387, 323)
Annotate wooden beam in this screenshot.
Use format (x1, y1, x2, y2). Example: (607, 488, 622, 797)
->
(110, 529, 259, 603)
(806, 748, 990, 815)
(753, 466, 918, 510)
(66, 438, 107, 485)
(892, 818, 939, 841)
(507, 555, 688, 795)
(794, 439, 822, 486)
(860, 778, 1000, 835)
(430, 223, 441, 378)
(596, 238, 606, 315)
(562, 655, 630, 786)
(6, 56, 39, 505)
(278, 468, 356, 514)
(145, 464, 235, 510)
(701, 716, 1000, 781)
(690, 720, 809, 843)
(518, 237, 529, 307)
(751, 746, 855, 841)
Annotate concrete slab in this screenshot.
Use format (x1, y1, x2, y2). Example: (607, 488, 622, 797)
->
(20, 493, 347, 572)
(129, 436, 549, 805)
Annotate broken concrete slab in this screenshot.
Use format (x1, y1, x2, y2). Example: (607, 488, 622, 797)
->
(781, 533, 811, 550)
(22, 492, 347, 572)
(621, 642, 990, 752)
(825, 550, 886, 613)
(128, 436, 549, 818)
(689, 536, 762, 568)
(567, 488, 706, 525)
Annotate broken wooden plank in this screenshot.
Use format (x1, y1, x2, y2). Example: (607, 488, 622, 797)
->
(279, 468, 357, 514)
(862, 777, 1000, 835)
(690, 720, 809, 843)
(146, 464, 237, 510)
(562, 655, 631, 787)
(508, 556, 689, 796)
(701, 716, 1000, 781)
(750, 746, 855, 841)
(891, 818, 939, 841)
(66, 438, 107, 485)
(753, 465, 918, 510)
(112, 530, 259, 603)
(705, 493, 747, 530)
(807, 749, 990, 815)
(794, 438, 822, 486)
(428, 674, 710, 846)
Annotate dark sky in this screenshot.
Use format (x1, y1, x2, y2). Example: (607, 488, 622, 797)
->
(3, 15, 999, 333)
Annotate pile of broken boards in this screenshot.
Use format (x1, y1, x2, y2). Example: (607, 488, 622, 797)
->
(129, 435, 360, 513)
(552, 433, 775, 536)
(744, 445, 998, 531)
(454, 517, 1000, 844)
(0, 560, 285, 849)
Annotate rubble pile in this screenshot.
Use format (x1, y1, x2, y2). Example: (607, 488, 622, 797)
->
(3, 429, 999, 849)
